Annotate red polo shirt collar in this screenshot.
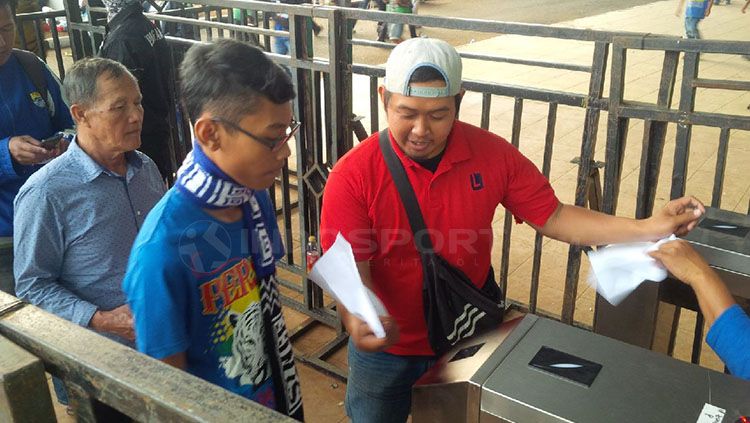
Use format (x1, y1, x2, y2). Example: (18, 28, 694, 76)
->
(388, 121, 473, 176)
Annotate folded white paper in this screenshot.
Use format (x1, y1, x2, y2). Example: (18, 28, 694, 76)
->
(587, 235, 676, 306)
(308, 232, 386, 338)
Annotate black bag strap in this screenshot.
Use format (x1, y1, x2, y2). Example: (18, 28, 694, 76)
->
(378, 129, 434, 254)
(12, 49, 50, 112)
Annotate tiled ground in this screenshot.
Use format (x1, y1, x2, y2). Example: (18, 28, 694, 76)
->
(40, 1, 749, 421)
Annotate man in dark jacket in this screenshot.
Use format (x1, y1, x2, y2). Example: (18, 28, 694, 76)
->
(99, 0, 175, 182)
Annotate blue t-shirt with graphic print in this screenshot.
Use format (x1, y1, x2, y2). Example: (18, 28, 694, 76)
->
(685, 0, 710, 18)
(123, 187, 285, 408)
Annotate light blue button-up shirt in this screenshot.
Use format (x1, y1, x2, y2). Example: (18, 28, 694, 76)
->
(13, 139, 166, 343)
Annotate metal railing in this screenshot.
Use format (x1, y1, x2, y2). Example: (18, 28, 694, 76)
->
(12, 0, 750, 386)
(0, 292, 291, 422)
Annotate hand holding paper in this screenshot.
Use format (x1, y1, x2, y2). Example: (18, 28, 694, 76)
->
(587, 235, 677, 305)
(307, 232, 387, 338)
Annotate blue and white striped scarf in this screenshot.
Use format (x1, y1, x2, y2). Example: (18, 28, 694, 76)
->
(175, 142, 255, 209)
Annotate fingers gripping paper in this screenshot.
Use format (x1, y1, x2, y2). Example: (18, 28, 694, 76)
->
(587, 235, 676, 306)
(307, 232, 387, 338)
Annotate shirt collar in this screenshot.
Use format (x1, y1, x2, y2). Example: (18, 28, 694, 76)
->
(389, 120, 472, 171)
(69, 137, 145, 183)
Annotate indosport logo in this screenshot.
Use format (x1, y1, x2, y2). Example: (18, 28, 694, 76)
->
(178, 220, 234, 274)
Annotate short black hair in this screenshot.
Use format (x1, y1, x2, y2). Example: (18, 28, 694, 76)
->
(179, 39, 296, 123)
(383, 65, 462, 113)
(408, 66, 445, 84)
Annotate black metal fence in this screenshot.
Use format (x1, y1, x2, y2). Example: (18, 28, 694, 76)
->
(11, 0, 750, 386)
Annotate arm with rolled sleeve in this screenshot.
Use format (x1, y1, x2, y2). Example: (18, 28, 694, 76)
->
(13, 184, 98, 326)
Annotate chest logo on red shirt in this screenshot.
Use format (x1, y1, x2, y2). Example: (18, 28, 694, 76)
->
(470, 172, 484, 191)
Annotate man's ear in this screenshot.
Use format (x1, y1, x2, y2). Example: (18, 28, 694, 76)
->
(70, 104, 87, 126)
(378, 86, 388, 114)
(194, 117, 222, 152)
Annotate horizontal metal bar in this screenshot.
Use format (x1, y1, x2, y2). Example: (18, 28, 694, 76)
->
(145, 12, 287, 37)
(350, 63, 592, 107)
(113, 0, 652, 42)
(340, 8, 651, 42)
(615, 35, 750, 55)
(68, 22, 106, 35)
(463, 80, 588, 107)
(0, 299, 25, 318)
(14, 9, 66, 20)
(618, 104, 750, 130)
(349, 38, 397, 51)
(693, 78, 750, 91)
(459, 51, 592, 73)
(171, 0, 333, 18)
(149, 5, 210, 16)
(165, 36, 332, 72)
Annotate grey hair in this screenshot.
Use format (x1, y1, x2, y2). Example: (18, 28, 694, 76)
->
(63, 57, 135, 107)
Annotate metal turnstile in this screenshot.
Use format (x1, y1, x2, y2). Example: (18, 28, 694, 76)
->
(683, 207, 750, 300)
(412, 315, 750, 423)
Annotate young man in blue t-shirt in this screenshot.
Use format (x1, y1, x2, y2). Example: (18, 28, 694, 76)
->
(677, 0, 713, 39)
(122, 39, 304, 420)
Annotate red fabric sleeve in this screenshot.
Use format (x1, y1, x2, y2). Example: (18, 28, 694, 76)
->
(320, 165, 377, 262)
(501, 146, 560, 228)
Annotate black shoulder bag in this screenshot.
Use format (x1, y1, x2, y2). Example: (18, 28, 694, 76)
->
(378, 130, 505, 355)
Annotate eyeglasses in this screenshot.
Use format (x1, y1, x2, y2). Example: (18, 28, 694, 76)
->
(213, 118, 301, 151)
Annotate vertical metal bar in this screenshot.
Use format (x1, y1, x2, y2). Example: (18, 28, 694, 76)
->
(480, 93, 491, 130)
(499, 98, 523, 304)
(205, 8, 213, 41)
(49, 18, 65, 79)
(601, 42, 629, 216)
(670, 51, 700, 200)
(33, 20, 46, 60)
(561, 41, 608, 324)
(281, 165, 295, 264)
(329, 9, 353, 162)
(711, 128, 730, 209)
(62, 0, 85, 60)
(262, 11, 271, 51)
(691, 312, 705, 364)
(88, 31, 98, 55)
(370, 76, 379, 134)
(16, 21, 28, 50)
(529, 102, 557, 313)
(635, 50, 680, 219)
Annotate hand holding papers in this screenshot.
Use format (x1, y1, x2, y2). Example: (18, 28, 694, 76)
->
(587, 235, 676, 305)
(307, 232, 387, 338)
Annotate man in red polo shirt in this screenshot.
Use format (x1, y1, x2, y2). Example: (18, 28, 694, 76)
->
(320, 37, 704, 423)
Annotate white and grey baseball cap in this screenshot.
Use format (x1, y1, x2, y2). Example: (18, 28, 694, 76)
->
(384, 38, 463, 98)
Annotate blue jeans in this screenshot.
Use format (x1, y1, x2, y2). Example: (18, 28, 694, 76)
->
(52, 376, 69, 405)
(346, 340, 435, 423)
(272, 36, 290, 55)
(685, 17, 702, 39)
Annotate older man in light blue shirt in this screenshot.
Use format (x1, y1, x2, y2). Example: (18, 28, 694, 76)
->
(14, 57, 165, 349)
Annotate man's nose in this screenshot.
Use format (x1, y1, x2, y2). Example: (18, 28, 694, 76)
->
(276, 140, 292, 161)
(129, 105, 144, 123)
(411, 115, 429, 137)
